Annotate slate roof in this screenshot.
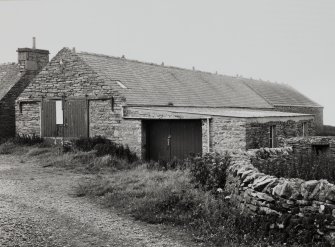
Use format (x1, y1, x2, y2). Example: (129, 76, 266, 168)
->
(77, 52, 272, 109)
(0, 63, 21, 101)
(243, 78, 321, 107)
(76, 51, 321, 109)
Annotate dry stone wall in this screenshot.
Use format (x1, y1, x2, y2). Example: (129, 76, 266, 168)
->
(287, 136, 335, 158)
(226, 147, 335, 244)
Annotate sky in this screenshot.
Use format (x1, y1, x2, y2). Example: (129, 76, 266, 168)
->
(0, 0, 334, 125)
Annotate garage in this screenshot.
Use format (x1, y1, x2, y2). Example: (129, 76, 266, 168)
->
(145, 120, 202, 161)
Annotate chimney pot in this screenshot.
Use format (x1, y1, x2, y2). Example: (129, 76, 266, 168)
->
(32, 37, 36, 49)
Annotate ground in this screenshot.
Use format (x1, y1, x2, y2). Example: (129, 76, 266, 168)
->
(0, 154, 205, 247)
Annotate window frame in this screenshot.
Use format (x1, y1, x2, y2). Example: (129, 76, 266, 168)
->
(269, 125, 276, 148)
(55, 100, 64, 125)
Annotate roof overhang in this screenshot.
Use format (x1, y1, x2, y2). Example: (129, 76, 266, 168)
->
(123, 106, 314, 122)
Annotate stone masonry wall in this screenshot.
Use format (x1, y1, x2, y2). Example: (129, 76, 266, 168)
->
(286, 136, 335, 159)
(0, 72, 40, 138)
(15, 101, 41, 136)
(89, 101, 142, 157)
(15, 48, 144, 157)
(274, 106, 323, 134)
(246, 119, 315, 149)
(204, 117, 247, 154)
(226, 148, 335, 244)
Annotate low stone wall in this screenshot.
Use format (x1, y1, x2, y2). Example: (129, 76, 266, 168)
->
(226, 147, 335, 244)
(287, 136, 335, 158)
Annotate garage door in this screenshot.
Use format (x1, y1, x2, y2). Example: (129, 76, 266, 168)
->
(147, 120, 202, 161)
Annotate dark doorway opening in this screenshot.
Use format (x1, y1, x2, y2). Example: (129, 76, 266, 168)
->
(312, 144, 330, 156)
(145, 120, 202, 161)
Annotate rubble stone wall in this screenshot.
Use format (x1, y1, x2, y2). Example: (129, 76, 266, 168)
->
(226, 147, 335, 244)
(287, 136, 335, 158)
(273, 106, 323, 134)
(245, 119, 315, 150)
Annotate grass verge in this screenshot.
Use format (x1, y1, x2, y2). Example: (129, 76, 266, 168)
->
(74, 166, 317, 247)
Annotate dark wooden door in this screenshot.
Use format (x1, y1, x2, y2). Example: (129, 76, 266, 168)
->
(147, 121, 171, 161)
(148, 120, 202, 161)
(41, 100, 57, 137)
(41, 99, 88, 138)
(64, 99, 88, 138)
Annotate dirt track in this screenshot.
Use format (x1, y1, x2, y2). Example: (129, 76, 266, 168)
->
(0, 154, 202, 247)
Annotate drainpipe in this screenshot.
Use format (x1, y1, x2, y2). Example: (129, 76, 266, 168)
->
(207, 118, 210, 153)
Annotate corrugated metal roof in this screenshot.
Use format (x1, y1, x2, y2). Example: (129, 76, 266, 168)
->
(0, 63, 21, 101)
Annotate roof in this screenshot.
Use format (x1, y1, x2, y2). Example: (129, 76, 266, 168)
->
(243, 78, 321, 107)
(126, 106, 314, 120)
(0, 63, 21, 101)
(75, 51, 320, 109)
(77, 52, 273, 109)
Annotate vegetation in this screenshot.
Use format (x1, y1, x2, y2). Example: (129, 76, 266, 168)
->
(320, 125, 335, 136)
(252, 152, 335, 184)
(0, 134, 45, 155)
(0, 137, 331, 246)
(70, 136, 137, 163)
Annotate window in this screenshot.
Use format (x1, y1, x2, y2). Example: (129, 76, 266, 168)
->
(55, 100, 63, 125)
(269, 125, 276, 148)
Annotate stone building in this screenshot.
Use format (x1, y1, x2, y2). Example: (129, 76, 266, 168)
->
(16, 48, 321, 160)
(0, 43, 49, 138)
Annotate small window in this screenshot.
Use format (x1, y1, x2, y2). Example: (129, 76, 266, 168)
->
(55, 100, 63, 125)
(269, 125, 276, 148)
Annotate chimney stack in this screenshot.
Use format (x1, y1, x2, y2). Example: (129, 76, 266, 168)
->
(32, 37, 36, 49)
(17, 37, 49, 73)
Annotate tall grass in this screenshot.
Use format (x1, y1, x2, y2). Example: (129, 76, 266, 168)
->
(252, 153, 335, 183)
(75, 166, 326, 246)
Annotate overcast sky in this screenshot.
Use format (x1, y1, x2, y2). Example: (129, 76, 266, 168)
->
(0, 0, 334, 125)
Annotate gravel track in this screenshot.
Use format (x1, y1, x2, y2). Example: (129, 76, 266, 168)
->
(0, 155, 203, 247)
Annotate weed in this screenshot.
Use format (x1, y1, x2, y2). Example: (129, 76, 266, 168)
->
(27, 148, 52, 157)
(0, 142, 16, 155)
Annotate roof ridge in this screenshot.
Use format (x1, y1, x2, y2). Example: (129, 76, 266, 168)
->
(77, 51, 233, 78)
(76, 51, 296, 86)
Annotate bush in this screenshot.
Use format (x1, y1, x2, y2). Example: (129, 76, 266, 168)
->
(72, 136, 110, 152)
(71, 136, 138, 163)
(11, 134, 43, 146)
(189, 152, 231, 192)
